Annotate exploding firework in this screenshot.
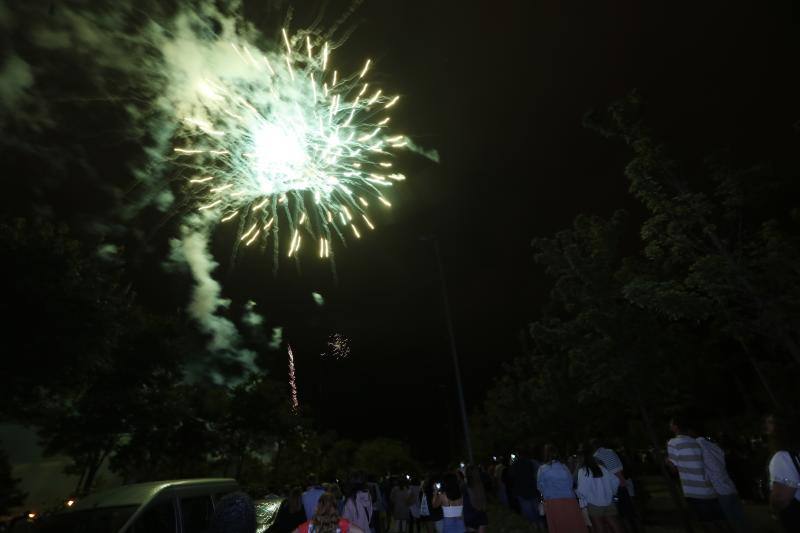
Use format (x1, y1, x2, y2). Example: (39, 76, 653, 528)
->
(173, 28, 407, 262)
(287, 343, 299, 412)
(321, 333, 351, 360)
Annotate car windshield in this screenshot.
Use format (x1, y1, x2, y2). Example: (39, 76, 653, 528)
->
(36, 505, 139, 533)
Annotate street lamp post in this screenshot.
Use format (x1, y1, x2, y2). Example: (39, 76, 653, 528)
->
(429, 236, 474, 465)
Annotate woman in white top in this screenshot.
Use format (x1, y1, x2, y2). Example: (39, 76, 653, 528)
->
(766, 414, 800, 530)
(432, 472, 465, 533)
(575, 448, 622, 533)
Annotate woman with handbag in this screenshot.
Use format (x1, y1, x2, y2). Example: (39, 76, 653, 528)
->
(536, 444, 588, 533)
(575, 447, 623, 533)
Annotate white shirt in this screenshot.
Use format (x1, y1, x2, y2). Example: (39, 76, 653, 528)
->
(575, 465, 620, 508)
(696, 437, 737, 496)
(769, 451, 800, 502)
(667, 435, 715, 499)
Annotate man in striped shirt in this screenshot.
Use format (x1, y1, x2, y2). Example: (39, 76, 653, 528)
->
(667, 414, 726, 530)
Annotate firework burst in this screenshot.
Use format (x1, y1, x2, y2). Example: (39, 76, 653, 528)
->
(173, 28, 407, 263)
(321, 333, 351, 360)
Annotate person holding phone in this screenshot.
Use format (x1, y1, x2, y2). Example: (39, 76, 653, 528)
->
(431, 473, 465, 533)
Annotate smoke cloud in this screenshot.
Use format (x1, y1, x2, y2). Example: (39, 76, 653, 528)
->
(168, 215, 257, 383)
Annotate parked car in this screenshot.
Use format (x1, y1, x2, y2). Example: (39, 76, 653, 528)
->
(36, 478, 238, 533)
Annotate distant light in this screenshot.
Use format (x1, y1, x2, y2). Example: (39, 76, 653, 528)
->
(27, 513, 36, 520)
(459, 462, 465, 469)
(492, 456, 497, 462)
(405, 474, 411, 480)
(66, 499, 75, 507)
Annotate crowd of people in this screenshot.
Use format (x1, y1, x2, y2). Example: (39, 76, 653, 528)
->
(206, 469, 489, 533)
(266, 468, 490, 533)
(202, 412, 798, 533)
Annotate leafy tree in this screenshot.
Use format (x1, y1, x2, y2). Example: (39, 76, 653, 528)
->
(37, 310, 189, 493)
(353, 438, 420, 476)
(586, 93, 800, 407)
(217, 375, 298, 479)
(0, 218, 131, 417)
(0, 449, 26, 515)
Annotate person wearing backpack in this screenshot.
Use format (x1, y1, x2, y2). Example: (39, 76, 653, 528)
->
(766, 414, 800, 532)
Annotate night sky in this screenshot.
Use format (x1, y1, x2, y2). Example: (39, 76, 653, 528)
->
(5, 0, 800, 465)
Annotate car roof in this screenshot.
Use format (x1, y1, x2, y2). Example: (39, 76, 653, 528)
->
(72, 479, 238, 510)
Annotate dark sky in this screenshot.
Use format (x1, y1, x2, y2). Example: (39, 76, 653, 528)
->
(6, 0, 800, 466)
(248, 0, 800, 462)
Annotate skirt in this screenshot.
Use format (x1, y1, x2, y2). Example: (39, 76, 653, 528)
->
(441, 516, 465, 533)
(544, 498, 588, 533)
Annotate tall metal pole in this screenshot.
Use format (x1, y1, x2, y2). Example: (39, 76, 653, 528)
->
(431, 237, 474, 465)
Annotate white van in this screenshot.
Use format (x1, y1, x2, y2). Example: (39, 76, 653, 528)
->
(37, 478, 239, 533)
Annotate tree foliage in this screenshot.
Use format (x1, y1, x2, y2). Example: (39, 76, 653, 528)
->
(475, 93, 800, 454)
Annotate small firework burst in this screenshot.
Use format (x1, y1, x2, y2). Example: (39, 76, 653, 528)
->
(321, 333, 351, 360)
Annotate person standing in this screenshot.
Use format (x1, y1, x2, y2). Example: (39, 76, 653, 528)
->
(591, 439, 639, 533)
(431, 473, 465, 533)
(537, 444, 588, 533)
(416, 477, 435, 533)
(463, 466, 488, 533)
(508, 450, 545, 530)
(391, 478, 412, 533)
(667, 414, 726, 531)
(765, 414, 800, 531)
(366, 476, 384, 533)
(343, 477, 374, 533)
(695, 432, 751, 532)
(275, 487, 308, 533)
(408, 477, 421, 533)
(576, 447, 622, 533)
(295, 492, 365, 533)
(303, 477, 327, 525)
(423, 475, 445, 533)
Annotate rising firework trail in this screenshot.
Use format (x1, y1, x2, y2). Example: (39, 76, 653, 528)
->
(287, 343, 299, 412)
(173, 27, 408, 265)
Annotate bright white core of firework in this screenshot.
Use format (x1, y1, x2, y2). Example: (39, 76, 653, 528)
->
(253, 123, 310, 194)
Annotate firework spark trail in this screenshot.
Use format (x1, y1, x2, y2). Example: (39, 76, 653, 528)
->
(172, 28, 409, 265)
(288, 343, 299, 412)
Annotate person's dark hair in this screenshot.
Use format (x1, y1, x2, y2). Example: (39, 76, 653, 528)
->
(344, 474, 367, 522)
(580, 446, 603, 478)
(344, 473, 366, 500)
(466, 466, 486, 511)
(766, 413, 800, 455)
(288, 486, 303, 514)
(543, 443, 560, 463)
(442, 472, 462, 501)
(312, 492, 341, 533)
(670, 411, 697, 433)
(210, 492, 256, 533)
